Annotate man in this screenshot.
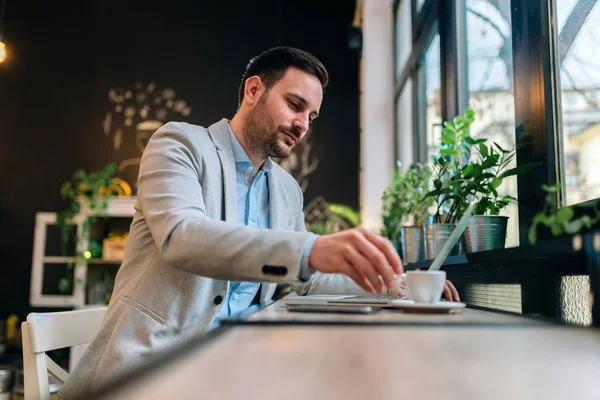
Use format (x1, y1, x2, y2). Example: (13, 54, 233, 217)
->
(60, 47, 459, 398)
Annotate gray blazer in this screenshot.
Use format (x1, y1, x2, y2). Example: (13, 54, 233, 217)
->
(60, 119, 364, 398)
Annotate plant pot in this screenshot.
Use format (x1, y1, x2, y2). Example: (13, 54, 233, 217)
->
(464, 215, 508, 253)
(400, 226, 425, 264)
(425, 223, 460, 260)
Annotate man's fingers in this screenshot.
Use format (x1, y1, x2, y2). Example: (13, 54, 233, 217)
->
(360, 228, 403, 275)
(446, 280, 460, 302)
(343, 263, 376, 293)
(443, 285, 452, 301)
(351, 234, 396, 291)
(344, 247, 385, 294)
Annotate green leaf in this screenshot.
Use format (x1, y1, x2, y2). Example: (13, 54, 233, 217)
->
(105, 163, 117, 175)
(73, 169, 87, 181)
(443, 127, 455, 136)
(555, 207, 574, 224)
(440, 148, 453, 157)
(493, 141, 509, 154)
(472, 164, 483, 179)
(581, 215, 594, 228)
(541, 182, 561, 193)
(479, 143, 488, 158)
(442, 133, 457, 145)
(434, 179, 442, 190)
(465, 107, 475, 119)
(550, 222, 564, 236)
(564, 220, 583, 234)
(60, 182, 73, 199)
(473, 138, 487, 145)
(481, 154, 500, 170)
(465, 136, 476, 145)
(491, 178, 503, 190)
(463, 164, 474, 178)
(479, 198, 489, 211)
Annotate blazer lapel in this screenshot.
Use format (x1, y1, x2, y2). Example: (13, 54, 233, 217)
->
(207, 119, 236, 225)
(268, 168, 284, 230)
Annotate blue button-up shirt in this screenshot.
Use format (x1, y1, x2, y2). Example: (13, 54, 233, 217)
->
(209, 123, 315, 329)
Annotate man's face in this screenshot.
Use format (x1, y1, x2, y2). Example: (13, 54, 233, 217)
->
(243, 67, 323, 159)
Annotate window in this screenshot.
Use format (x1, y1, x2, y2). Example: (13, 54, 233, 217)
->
(421, 33, 442, 160)
(395, 0, 412, 78)
(465, 0, 519, 247)
(390, 0, 600, 325)
(396, 78, 414, 166)
(555, 0, 600, 205)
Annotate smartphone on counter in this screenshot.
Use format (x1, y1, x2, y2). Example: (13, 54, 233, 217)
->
(286, 304, 381, 314)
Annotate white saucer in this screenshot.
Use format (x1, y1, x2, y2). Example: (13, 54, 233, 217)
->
(387, 299, 466, 312)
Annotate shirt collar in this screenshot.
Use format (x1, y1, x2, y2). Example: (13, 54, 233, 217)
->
(226, 121, 273, 172)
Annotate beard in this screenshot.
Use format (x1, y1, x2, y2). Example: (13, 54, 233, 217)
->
(243, 94, 301, 159)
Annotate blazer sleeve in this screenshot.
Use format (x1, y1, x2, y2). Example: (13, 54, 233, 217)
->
(138, 122, 313, 282)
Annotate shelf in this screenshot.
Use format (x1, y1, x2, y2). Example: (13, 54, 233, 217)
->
(42, 256, 76, 264)
(31, 201, 135, 308)
(41, 256, 122, 265)
(76, 196, 136, 217)
(87, 259, 122, 265)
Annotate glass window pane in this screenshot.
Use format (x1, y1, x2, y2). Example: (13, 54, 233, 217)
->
(423, 33, 442, 161)
(556, 0, 600, 205)
(466, 0, 518, 247)
(416, 0, 426, 14)
(396, 0, 412, 77)
(396, 78, 414, 166)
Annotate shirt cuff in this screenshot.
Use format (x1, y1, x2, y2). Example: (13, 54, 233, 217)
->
(298, 234, 318, 282)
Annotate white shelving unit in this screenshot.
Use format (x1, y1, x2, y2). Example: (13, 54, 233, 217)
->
(30, 197, 137, 308)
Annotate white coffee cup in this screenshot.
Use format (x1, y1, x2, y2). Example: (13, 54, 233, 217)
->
(400, 270, 446, 304)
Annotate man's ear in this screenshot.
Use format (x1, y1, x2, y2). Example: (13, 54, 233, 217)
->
(243, 76, 263, 105)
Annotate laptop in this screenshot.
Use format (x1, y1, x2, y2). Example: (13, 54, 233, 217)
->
(284, 202, 475, 308)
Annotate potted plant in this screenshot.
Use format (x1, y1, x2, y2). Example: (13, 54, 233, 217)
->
(425, 107, 540, 253)
(423, 108, 477, 258)
(56, 163, 131, 293)
(381, 161, 433, 263)
(458, 139, 539, 252)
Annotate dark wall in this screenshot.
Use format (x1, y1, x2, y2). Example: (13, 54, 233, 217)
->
(0, 1, 359, 319)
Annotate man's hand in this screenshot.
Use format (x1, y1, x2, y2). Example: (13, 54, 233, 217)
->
(308, 227, 404, 294)
(443, 280, 460, 302)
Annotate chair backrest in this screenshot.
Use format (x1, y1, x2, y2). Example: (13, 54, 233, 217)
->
(21, 307, 106, 400)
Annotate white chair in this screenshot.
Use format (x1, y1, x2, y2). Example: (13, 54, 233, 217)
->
(21, 307, 107, 400)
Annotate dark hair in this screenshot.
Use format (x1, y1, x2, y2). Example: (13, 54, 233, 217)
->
(238, 47, 329, 108)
